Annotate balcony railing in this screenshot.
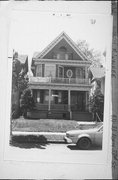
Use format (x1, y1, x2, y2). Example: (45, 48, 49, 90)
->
(29, 76, 90, 85)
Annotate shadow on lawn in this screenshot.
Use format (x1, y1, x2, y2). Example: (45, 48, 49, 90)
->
(10, 135, 48, 149)
(67, 145, 102, 151)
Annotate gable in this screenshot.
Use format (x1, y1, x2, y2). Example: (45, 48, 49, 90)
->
(35, 32, 89, 61)
(43, 38, 83, 60)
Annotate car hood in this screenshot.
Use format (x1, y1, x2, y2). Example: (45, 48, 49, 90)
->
(66, 128, 97, 135)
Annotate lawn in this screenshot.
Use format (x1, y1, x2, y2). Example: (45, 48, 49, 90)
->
(12, 117, 80, 133)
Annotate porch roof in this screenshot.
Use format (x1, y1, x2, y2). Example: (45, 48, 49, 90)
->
(28, 82, 91, 91)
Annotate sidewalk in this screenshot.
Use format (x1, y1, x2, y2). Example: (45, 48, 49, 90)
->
(77, 121, 96, 125)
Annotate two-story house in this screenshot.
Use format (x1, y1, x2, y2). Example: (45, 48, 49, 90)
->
(88, 66, 105, 121)
(28, 32, 92, 121)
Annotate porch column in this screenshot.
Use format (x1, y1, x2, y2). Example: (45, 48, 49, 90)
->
(68, 89, 72, 120)
(85, 91, 88, 111)
(48, 88, 51, 111)
(37, 90, 40, 103)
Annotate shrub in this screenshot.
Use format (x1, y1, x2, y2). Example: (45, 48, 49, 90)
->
(20, 88, 35, 118)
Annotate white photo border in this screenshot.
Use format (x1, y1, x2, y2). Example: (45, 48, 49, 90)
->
(1, 1, 113, 179)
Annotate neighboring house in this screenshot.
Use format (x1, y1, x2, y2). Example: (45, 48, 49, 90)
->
(88, 66, 105, 96)
(88, 66, 105, 121)
(12, 52, 28, 118)
(28, 32, 92, 121)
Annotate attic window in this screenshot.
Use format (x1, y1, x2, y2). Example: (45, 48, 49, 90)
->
(56, 46, 68, 60)
(59, 46, 67, 52)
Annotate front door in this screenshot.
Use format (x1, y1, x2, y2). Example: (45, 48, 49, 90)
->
(71, 91, 86, 111)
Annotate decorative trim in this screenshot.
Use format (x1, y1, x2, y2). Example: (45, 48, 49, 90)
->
(66, 69, 73, 78)
(34, 59, 91, 66)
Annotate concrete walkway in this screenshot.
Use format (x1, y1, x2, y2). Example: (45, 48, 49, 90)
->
(77, 121, 96, 125)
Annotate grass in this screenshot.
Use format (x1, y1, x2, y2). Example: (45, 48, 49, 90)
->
(12, 117, 80, 133)
(11, 118, 101, 145)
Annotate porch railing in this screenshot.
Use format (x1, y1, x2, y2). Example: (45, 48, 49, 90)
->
(35, 104, 48, 110)
(35, 104, 87, 111)
(35, 103, 69, 111)
(29, 76, 90, 85)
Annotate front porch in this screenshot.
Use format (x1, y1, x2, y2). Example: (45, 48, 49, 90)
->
(28, 89, 92, 121)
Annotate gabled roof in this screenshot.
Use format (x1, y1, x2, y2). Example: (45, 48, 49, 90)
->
(13, 52, 28, 74)
(35, 31, 90, 61)
(33, 52, 40, 58)
(18, 55, 28, 64)
(18, 54, 28, 74)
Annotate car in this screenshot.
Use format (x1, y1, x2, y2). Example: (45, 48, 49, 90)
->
(64, 123, 103, 150)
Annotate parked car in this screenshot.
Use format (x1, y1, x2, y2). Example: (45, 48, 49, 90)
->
(64, 123, 103, 150)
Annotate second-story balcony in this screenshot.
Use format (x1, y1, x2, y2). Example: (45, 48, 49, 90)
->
(29, 76, 90, 86)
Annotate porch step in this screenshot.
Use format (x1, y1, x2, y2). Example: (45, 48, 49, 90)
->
(47, 111, 70, 120)
(47, 111, 53, 119)
(27, 110, 70, 120)
(27, 110, 92, 121)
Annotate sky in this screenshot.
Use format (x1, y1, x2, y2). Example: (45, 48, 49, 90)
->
(8, 3, 111, 69)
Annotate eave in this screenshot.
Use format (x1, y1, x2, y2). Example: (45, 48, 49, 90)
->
(33, 58, 91, 66)
(28, 82, 92, 91)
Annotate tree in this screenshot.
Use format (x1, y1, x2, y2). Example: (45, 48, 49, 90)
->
(77, 39, 102, 67)
(12, 52, 28, 118)
(89, 87, 104, 121)
(20, 88, 35, 118)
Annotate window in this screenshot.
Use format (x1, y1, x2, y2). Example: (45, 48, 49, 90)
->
(36, 64, 45, 77)
(57, 46, 68, 60)
(58, 66, 64, 78)
(59, 46, 67, 52)
(76, 67, 85, 79)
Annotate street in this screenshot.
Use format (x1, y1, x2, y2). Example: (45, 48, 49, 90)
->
(6, 142, 103, 164)
(11, 141, 102, 151)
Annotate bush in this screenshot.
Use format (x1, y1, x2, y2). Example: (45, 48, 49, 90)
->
(89, 89, 104, 121)
(20, 88, 35, 118)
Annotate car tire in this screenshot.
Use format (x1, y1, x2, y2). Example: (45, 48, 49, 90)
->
(77, 137, 91, 150)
